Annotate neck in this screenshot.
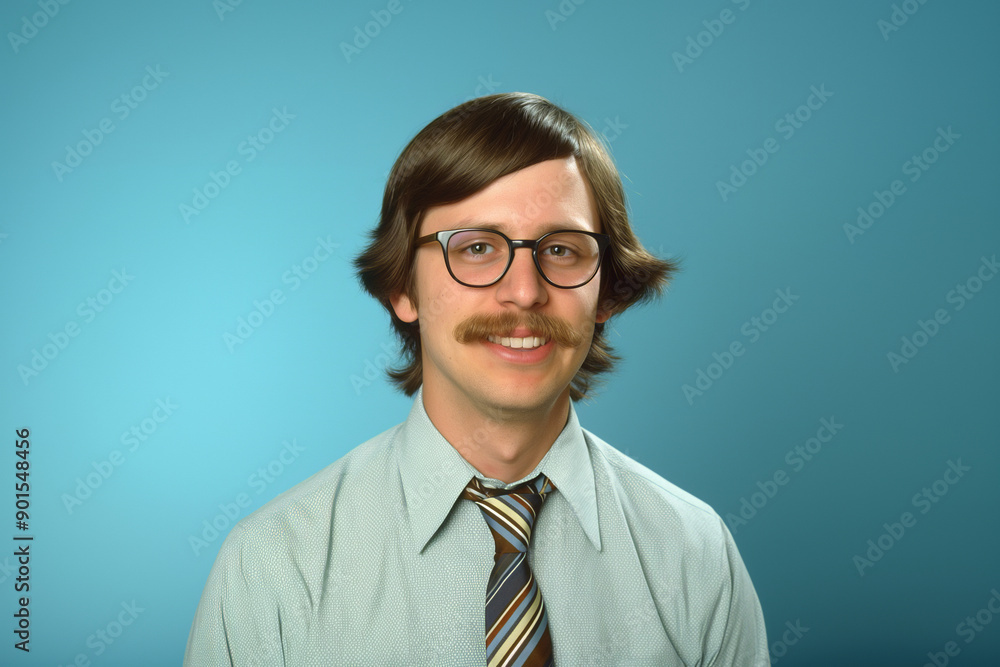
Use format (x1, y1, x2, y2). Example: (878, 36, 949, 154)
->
(421, 386, 570, 484)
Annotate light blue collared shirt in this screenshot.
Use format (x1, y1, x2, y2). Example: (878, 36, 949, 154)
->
(185, 390, 769, 666)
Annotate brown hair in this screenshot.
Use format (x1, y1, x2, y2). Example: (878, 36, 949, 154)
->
(354, 92, 677, 400)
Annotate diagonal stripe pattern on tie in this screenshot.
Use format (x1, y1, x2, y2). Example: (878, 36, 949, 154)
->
(461, 474, 556, 667)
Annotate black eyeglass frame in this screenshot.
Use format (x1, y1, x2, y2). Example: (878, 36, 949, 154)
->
(415, 228, 611, 289)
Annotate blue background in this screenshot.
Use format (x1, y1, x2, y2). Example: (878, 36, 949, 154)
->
(2, 0, 998, 665)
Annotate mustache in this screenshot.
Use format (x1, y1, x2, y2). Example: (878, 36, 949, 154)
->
(453, 311, 585, 348)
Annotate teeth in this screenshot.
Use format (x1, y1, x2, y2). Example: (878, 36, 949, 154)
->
(487, 335, 547, 349)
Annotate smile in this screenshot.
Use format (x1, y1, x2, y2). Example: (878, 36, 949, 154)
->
(486, 334, 548, 350)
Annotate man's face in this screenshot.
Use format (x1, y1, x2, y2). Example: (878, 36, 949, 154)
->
(390, 157, 609, 419)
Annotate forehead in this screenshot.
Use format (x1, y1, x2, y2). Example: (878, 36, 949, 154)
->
(419, 157, 600, 237)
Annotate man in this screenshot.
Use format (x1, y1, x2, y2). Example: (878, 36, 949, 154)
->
(185, 92, 769, 666)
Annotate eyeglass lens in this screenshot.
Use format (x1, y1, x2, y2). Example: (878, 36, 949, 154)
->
(445, 230, 601, 287)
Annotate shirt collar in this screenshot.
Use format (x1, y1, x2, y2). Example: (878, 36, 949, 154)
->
(397, 387, 601, 554)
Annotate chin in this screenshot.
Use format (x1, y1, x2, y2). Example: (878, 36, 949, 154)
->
(474, 380, 569, 416)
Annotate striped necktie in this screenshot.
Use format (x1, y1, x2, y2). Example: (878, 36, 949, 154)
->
(461, 474, 556, 667)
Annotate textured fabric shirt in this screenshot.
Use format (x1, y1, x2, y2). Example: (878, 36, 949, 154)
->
(184, 390, 769, 666)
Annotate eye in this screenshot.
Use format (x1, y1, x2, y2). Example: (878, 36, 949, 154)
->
(457, 241, 497, 257)
(541, 243, 577, 258)
(447, 230, 506, 264)
(452, 238, 500, 260)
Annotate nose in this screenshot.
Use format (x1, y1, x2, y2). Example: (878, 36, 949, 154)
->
(494, 247, 548, 309)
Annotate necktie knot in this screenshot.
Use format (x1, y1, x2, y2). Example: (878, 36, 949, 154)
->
(461, 475, 555, 554)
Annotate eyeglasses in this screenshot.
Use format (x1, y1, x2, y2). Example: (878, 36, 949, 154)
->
(415, 228, 610, 289)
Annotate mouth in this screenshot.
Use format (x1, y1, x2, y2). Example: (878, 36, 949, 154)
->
(486, 334, 548, 350)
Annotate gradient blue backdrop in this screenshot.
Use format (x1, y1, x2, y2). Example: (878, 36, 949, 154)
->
(2, 0, 998, 665)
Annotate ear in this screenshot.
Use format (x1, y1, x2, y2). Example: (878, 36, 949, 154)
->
(595, 308, 611, 325)
(390, 291, 419, 324)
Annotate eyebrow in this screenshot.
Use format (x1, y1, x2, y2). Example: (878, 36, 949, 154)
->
(456, 221, 590, 236)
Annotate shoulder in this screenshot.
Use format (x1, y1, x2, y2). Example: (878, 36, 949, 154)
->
(581, 428, 769, 663)
(582, 427, 731, 552)
(584, 427, 717, 517)
(186, 422, 408, 662)
(215, 421, 403, 570)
